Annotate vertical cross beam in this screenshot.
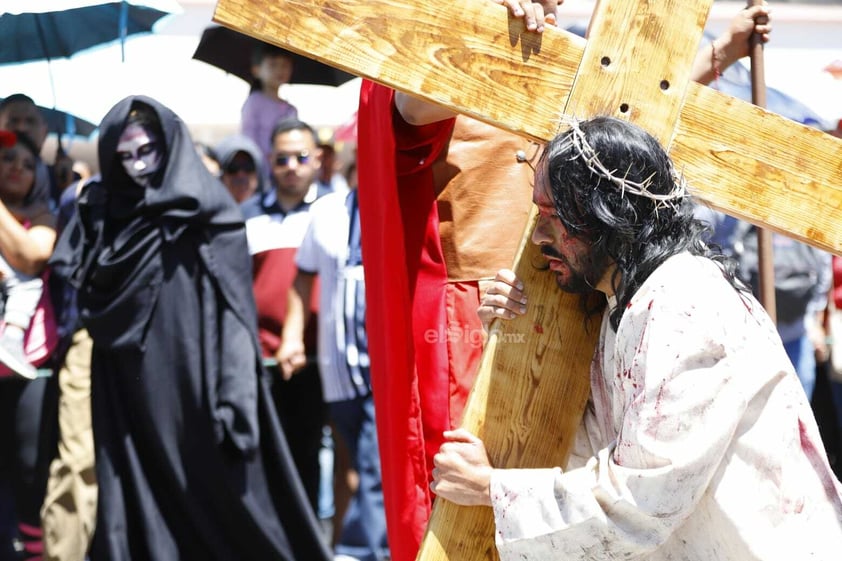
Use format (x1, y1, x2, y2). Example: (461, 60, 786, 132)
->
(213, 0, 842, 253)
(420, 2, 713, 557)
(215, 0, 842, 559)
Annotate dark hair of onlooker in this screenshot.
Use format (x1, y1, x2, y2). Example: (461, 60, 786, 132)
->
(3, 131, 44, 207)
(270, 118, 317, 146)
(249, 43, 294, 94)
(0, 93, 37, 114)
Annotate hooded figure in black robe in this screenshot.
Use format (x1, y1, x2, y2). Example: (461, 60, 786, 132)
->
(50, 95, 331, 561)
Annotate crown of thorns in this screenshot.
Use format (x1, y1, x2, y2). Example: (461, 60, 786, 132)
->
(558, 116, 688, 210)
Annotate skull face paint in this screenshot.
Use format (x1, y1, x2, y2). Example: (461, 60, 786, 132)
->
(117, 122, 162, 186)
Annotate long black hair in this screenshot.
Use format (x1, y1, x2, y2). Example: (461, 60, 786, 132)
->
(540, 116, 740, 329)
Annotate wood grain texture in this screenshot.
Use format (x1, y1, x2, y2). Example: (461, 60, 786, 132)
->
(216, 0, 842, 253)
(419, 209, 599, 560)
(565, 0, 709, 142)
(217, 0, 842, 559)
(673, 83, 842, 251)
(214, 0, 585, 142)
(419, 2, 712, 558)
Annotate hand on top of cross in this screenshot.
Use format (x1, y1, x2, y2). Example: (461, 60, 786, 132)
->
(492, 0, 565, 32)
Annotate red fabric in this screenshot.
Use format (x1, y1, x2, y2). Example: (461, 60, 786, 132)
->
(358, 80, 534, 560)
(444, 282, 484, 427)
(17, 522, 43, 558)
(251, 247, 319, 357)
(358, 81, 460, 561)
(0, 129, 15, 148)
(832, 255, 842, 309)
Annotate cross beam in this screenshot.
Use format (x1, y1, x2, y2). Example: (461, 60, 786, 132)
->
(214, 0, 842, 253)
(215, 1, 842, 559)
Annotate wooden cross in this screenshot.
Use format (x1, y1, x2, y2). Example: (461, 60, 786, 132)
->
(214, 0, 842, 559)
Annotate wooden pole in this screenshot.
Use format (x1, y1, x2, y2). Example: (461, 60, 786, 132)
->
(749, 0, 777, 322)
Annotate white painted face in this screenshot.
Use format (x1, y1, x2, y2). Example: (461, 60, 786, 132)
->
(117, 122, 162, 186)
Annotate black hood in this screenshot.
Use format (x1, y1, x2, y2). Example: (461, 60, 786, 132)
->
(96, 95, 241, 227)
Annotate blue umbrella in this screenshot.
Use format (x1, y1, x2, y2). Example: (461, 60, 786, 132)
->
(0, 1, 181, 126)
(0, 0, 181, 64)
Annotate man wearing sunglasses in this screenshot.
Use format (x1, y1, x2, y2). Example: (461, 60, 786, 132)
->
(242, 118, 330, 535)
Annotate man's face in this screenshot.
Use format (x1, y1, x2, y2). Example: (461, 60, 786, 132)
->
(0, 140, 37, 204)
(530, 162, 611, 295)
(117, 122, 163, 187)
(271, 129, 319, 202)
(221, 151, 259, 203)
(0, 101, 48, 150)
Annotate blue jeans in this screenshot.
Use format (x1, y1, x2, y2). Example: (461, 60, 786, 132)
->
(329, 395, 389, 561)
(318, 425, 335, 521)
(784, 334, 816, 400)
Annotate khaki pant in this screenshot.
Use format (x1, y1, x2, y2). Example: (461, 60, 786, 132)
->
(41, 329, 96, 561)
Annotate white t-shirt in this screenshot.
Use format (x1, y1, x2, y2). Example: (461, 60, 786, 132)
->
(296, 190, 368, 402)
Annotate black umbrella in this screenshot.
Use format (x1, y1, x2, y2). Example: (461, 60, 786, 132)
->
(192, 25, 356, 87)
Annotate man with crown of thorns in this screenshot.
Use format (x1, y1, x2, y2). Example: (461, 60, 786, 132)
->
(430, 115, 842, 561)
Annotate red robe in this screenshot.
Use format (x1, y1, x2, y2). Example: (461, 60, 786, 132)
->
(357, 81, 533, 561)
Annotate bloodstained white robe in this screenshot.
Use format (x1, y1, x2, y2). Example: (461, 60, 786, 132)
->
(490, 253, 842, 560)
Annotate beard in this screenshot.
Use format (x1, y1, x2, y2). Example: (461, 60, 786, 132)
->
(542, 245, 609, 294)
